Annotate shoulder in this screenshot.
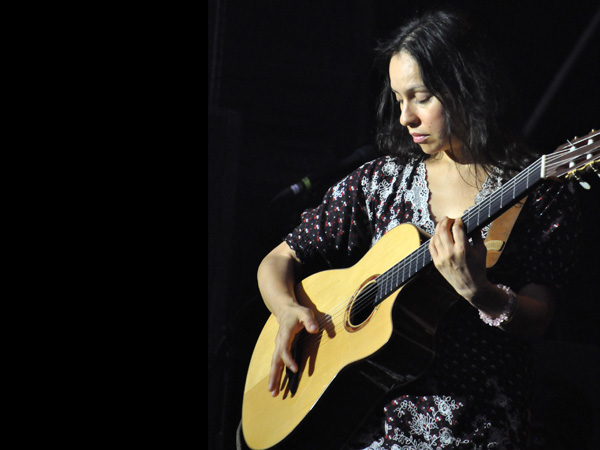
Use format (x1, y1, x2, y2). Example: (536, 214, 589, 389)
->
(355, 155, 421, 191)
(351, 154, 420, 175)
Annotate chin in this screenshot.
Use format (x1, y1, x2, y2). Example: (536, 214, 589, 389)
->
(419, 145, 444, 156)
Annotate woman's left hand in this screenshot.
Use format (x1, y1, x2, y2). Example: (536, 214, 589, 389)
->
(428, 217, 488, 302)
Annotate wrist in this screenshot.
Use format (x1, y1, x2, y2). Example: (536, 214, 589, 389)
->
(463, 280, 516, 319)
(460, 278, 495, 305)
(271, 296, 299, 322)
(479, 284, 517, 327)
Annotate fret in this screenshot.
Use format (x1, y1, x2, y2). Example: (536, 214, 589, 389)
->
(376, 277, 384, 304)
(374, 154, 569, 307)
(385, 269, 389, 291)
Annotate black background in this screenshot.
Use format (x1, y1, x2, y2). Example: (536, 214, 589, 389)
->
(209, 1, 600, 449)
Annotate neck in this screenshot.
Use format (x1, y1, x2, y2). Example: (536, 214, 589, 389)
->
(442, 144, 471, 165)
(427, 148, 489, 189)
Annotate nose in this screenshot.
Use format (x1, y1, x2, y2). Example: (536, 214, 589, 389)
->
(399, 103, 420, 128)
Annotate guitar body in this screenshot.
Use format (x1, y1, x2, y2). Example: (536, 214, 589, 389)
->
(242, 223, 458, 450)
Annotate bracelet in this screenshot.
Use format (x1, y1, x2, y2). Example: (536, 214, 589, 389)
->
(478, 284, 517, 327)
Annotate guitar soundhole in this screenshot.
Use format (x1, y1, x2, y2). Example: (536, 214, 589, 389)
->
(345, 276, 378, 332)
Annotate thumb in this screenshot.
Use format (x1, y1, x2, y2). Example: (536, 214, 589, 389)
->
(471, 230, 487, 252)
(300, 309, 319, 334)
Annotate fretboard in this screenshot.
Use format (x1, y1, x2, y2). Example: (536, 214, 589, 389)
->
(374, 156, 544, 305)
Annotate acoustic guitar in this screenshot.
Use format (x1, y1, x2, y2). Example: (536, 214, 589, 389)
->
(241, 130, 599, 450)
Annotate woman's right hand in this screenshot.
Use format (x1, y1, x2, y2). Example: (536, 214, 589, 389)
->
(268, 303, 319, 397)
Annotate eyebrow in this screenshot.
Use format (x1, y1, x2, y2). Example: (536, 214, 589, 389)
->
(391, 84, 428, 94)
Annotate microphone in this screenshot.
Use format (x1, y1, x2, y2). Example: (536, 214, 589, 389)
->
(273, 144, 378, 201)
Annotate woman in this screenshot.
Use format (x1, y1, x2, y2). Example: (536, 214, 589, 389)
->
(257, 10, 579, 449)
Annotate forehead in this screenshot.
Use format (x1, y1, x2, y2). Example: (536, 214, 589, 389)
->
(388, 51, 425, 93)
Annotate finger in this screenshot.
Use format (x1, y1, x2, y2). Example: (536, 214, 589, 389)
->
(428, 236, 438, 259)
(434, 216, 446, 234)
(268, 323, 295, 395)
(430, 219, 447, 263)
(277, 325, 298, 372)
(268, 354, 284, 396)
(269, 339, 298, 396)
(471, 229, 487, 253)
(438, 217, 456, 249)
(299, 309, 319, 334)
(431, 218, 446, 248)
(281, 345, 298, 373)
(452, 218, 467, 246)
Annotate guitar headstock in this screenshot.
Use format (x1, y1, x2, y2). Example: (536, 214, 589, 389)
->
(542, 129, 600, 188)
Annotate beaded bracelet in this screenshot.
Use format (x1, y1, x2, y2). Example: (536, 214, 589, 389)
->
(478, 284, 517, 327)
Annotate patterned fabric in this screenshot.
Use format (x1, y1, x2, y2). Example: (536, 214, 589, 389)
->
(284, 156, 580, 449)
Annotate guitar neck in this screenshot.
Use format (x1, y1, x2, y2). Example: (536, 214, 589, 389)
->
(462, 157, 543, 235)
(374, 156, 545, 305)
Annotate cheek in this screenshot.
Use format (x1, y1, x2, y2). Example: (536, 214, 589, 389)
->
(426, 104, 448, 137)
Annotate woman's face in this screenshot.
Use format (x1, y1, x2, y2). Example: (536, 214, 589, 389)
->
(389, 51, 462, 157)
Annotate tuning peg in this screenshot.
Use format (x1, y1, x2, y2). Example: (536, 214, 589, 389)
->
(579, 180, 591, 190)
(570, 171, 591, 190)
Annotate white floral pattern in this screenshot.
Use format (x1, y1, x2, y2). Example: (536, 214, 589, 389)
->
(385, 396, 470, 449)
(365, 158, 504, 248)
(358, 378, 525, 450)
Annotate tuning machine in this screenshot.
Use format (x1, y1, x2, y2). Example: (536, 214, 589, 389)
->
(571, 172, 591, 190)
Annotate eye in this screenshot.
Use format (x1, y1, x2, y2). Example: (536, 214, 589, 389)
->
(416, 94, 432, 104)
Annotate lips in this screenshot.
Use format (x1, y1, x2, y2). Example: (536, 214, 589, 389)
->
(411, 133, 429, 143)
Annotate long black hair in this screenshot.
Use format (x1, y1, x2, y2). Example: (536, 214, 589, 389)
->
(375, 10, 537, 174)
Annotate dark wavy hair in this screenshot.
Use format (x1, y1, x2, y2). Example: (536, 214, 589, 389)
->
(375, 10, 537, 174)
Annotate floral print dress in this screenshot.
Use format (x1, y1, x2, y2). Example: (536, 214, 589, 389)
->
(284, 156, 580, 449)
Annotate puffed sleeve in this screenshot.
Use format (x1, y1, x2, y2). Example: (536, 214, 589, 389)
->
(284, 159, 382, 272)
(488, 179, 581, 294)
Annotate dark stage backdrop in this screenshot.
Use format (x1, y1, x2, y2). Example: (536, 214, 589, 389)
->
(209, 1, 600, 449)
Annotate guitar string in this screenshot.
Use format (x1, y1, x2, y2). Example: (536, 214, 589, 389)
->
(456, 137, 599, 231)
(337, 140, 600, 335)
(292, 137, 599, 348)
(304, 151, 572, 347)
(295, 166, 592, 350)
(297, 151, 555, 347)
(352, 145, 585, 309)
